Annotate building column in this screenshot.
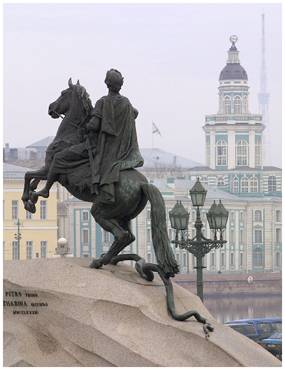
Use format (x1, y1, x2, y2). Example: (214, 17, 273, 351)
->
(235, 210, 239, 270)
(264, 206, 273, 271)
(249, 130, 255, 168)
(210, 130, 215, 169)
(228, 130, 236, 169)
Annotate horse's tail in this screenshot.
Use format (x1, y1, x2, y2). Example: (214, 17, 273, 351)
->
(141, 183, 179, 277)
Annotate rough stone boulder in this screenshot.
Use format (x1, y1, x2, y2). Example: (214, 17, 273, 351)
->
(4, 258, 281, 367)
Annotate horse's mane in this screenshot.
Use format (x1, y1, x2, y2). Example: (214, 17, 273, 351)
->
(75, 85, 93, 114)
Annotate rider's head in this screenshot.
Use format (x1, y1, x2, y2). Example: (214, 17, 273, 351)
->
(105, 69, 124, 93)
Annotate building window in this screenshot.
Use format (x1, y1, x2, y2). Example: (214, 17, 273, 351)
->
(255, 136, 262, 166)
(233, 96, 242, 114)
(241, 177, 249, 193)
(147, 253, 152, 263)
(221, 252, 225, 267)
(276, 228, 281, 244)
(239, 229, 244, 244)
(253, 247, 264, 267)
(12, 241, 19, 260)
(83, 229, 89, 245)
(230, 252, 234, 266)
(210, 253, 215, 267)
(40, 200, 47, 220)
(176, 253, 180, 264)
(224, 96, 231, 114)
(232, 177, 239, 193)
(229, 229, 235, 245)
(82, 211, 89, 222)
(103, 230, 111, 243)
(240, 252, 243, 267)
(268, 176, 277, 192)
(216, 140, 228, 166)
(146, 228, 151, 243)
(254, 210, 262, 222)
(250, 176, 258, 193)
(236, 140, 248, 166)
(146, 209, 151, 220)
(26, 241, 33, 259)
(276, 252, 281, 268)
(183, 253, 187, 268)
(254, 229, 263, 244)
(40, 241, 47, 258)
(276, 210, 281, 222)
(12, 200, 18, 220)
(240, 211, 244, 223)
(26, 210, 32, 219)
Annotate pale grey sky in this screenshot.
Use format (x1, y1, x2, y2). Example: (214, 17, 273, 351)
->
(4, 3, 282, 166)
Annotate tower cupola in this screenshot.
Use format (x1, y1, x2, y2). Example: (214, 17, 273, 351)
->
(217, 36, 249, 115)
(219, 35, 248, 81)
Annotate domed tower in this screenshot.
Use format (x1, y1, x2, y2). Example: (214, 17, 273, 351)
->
(218, 35, 249, 115)
(204, 36, 264, 172)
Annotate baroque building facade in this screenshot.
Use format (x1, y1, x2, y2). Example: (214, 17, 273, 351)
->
(58, 177, 282, 273)
(3, 163, 58, 260)
(191, 36, 282, 197)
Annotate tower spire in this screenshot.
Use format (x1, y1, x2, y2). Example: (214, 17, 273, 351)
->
(258, 13, 269, 125)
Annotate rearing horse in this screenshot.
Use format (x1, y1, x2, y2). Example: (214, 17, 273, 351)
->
(21, 79, 213, 332)
(21, 79, 179, 278)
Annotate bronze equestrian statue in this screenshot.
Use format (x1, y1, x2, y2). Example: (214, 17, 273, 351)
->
(21, 70, 213, 335)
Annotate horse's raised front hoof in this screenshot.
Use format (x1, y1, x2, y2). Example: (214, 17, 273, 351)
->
(21, 194, 29, 202)
(30, 191, 39, 204)
(24, 200, 36, 214)
(89, 258, 103, 269)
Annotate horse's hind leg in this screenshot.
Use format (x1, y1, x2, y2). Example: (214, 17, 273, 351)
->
(89, 205, 131, 268)
(109, 220, 135, 257)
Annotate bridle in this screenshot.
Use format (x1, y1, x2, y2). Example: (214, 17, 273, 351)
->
(51, 87, 91, 129)
(52, 109, 89, 129)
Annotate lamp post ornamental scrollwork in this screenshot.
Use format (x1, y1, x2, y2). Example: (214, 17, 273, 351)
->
(169, 178, 229, 301)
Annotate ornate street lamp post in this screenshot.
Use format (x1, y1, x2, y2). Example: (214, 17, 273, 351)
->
(169, 178, 229, 302)
(14, 219, 22, 260)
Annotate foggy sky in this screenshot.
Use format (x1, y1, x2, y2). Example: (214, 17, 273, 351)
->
(3, 3, 282, 166)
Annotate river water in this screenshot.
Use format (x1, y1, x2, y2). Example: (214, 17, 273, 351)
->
(204, 295, 282, 324)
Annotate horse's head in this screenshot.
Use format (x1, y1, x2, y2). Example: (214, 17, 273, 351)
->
(48, 78, 92, 119)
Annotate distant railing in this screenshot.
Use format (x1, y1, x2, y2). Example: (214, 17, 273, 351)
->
(205, 114, 263, 123)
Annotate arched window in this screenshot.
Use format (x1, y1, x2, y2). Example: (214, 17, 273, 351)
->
(216, 140, 228, 166)
(232, 177, 239, 193)
(241, 176, 249, 193)
(224, 96, 231, 114)
(234, 96, 242, 114)
(250, 176, 258, 193)
(268, 176, 277, 192)
(236, 140, 248, 166)
(254, 210, 262, 222)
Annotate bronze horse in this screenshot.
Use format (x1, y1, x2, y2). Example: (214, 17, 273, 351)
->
(21, 79, 213, 333)
(21, 79, 179, 277)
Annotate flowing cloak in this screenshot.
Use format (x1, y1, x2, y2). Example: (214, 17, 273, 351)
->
(91, 94, 144, 203)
